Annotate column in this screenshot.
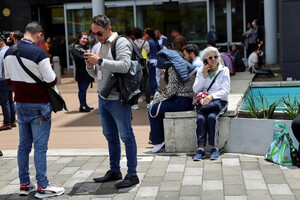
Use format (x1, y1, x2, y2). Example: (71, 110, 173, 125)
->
(92, 0, 105, 17)
(264, 0, 278, 64)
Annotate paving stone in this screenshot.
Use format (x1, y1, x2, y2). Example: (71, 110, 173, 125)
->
(63, 170, 94, 188)
(48, 163, 68, 171)
(203, 180, 223, 190)
(59, 167, 80, 175)
(282, 168, 300, 179)
(80, 162, 101, 170)
(112, 192, 135, 200)
(247, 189, 272, 200)
(203, 170, 222, 180)
(146, 168, 166, 177)
(92, 198, 112, 200)
(156, 191, 180, 200)
(149, 161, 168, 169)
(87, 156, 106, 163)
(271, 195, 296, 200)
(166, 164, 185, 172)
(240, 161, 260, 170)
(163, 172, 183, 181)
(184, 168, 203, 176)
(160, 181, 181, 191)
(50, 174, 73, 186)
(153, 155, 170, 162)
(292, 189, 300, 200)
(242, 170, 264, 180)
(182, 176, 202, 186)
(137, 164, 151, 173)
(180, 185, 201, 196)
(260, 165, 283, 175)
(222, 158, 240, 167)
(244, 179, 267, 190)
(224, 184, 246, 196)
(179, 196, 201, 200)
(75, 182, 101, 195)
(224, 196, 247, 200)
(141, 176, 163, 186)
(222, 166, 242, 175)
(267, 184, 293, 195)
(0, 184, 19, 195)
(186, 158, 204, 167)
(169, 156, 187, 164)
(223, 174, 244, 185)
(136, 186, 159, 197)
(264, 174, 287, 184)
(286, 178, 300, 189)
(55, 157, 75, 164)
(239, 155, 259, 162)
(202, 190, 224, 200)
(221, 154, 240, 158)
(203, 163, 222, 172)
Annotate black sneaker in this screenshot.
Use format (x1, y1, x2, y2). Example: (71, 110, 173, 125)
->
(79, 105, 91, 112)
(114, 174, 139, 189)
(93, 170, 122, 183)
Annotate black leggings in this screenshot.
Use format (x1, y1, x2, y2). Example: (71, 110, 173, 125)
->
(291, 114, 300, 150)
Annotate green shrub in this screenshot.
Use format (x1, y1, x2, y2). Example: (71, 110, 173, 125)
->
(281, 95, 300, 120)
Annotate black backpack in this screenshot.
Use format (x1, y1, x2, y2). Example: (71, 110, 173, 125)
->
(100, 36, 144, 105)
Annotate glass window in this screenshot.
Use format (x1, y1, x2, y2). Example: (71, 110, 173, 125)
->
(214, 0, 227, 43)
(231, 0, 243, 42)
(136, 2, 207, 44)
(106, 6, 134, 34)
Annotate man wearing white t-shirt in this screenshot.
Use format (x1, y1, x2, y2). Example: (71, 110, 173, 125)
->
(248, 48, 271, 75)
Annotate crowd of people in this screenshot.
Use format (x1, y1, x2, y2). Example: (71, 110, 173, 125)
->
(1, 15, 300, 199)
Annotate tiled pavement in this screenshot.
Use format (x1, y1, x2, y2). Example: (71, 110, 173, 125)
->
(1, 151, 300, 200)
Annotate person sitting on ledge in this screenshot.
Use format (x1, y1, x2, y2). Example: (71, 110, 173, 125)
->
(248, 44, 272, 75)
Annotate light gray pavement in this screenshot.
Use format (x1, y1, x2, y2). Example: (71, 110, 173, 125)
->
(1, 70, 300, 200)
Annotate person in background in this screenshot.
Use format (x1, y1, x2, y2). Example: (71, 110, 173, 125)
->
(182, 44, 203, 68)
(291, 115, 300, 154)
(248, 44, 271, 75)
(132, 27, 151, 110)
(12, 30, 24, 44)
(220, 47, 235, 75)
(44, 37, 51, 59)
(193, 46, 230, 161)
(229, 44, 245, 72)
(71, 32, 94, 112)
(124, 29, 134, 41)
(0, 37, 16, 131)
(171, 29, 186, 52)
(154, 29, 168, 49)
(4, 21, 65, 198)
(85, 15, 139, 189)
(88, 30, 98, 49)
(242, 22, 254, 57)
(144, 28, 161, 97)
(206, 25, 218, 47)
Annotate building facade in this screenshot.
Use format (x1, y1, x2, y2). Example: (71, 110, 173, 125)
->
(0, 0, 298, 80)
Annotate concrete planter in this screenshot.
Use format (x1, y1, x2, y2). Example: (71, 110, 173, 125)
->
(225, 118, 299, 155)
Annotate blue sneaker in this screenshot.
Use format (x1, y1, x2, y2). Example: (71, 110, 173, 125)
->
(193, 149, 206, 161)
(210, 148, 219, 160)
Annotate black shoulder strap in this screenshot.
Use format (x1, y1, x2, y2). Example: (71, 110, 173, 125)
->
(13, 45, 48, 92)
(207, 70, 222, 92)
(111, 36, 121, 60)
(140, 40, 146, 50)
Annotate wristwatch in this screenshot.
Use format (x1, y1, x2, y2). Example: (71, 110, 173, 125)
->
(98, 58, 103, 65)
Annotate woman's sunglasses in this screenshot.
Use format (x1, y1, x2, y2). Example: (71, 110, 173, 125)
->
(92, 31, 103, 37)
(206, 55, 218, 60)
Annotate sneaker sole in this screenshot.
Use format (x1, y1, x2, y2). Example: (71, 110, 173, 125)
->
(210, 157, 218, 160)
(35, 190, 65, 199)
(193, 155, 206, 161)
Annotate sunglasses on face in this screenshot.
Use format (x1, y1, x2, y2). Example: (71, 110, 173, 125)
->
(92, 31, 103, 37)
(206, 55, 218, 60)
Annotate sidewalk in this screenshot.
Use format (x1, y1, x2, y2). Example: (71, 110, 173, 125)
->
(0, 70, 300, 199)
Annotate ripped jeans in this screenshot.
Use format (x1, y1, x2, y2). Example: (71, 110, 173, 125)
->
(16, 102, 51, 188)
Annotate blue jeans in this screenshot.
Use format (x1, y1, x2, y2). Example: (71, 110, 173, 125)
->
(78, 79, 90, 106)
(149, 62, 158, 96)
(196, 101, 227, 147)
(98, 96, 137, 175)
(16, 102, 51, 188)
(148, 96, 194, 145)
(0, 90, 16, 125)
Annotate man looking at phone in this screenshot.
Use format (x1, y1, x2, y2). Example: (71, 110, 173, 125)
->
(84, 15, 139, 189)
(182, 44, 203, 68)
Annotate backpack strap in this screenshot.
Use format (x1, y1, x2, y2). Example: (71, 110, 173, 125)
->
(111, 35, 121, 60)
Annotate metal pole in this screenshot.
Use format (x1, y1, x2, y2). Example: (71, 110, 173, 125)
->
(92, 0, 105, 17)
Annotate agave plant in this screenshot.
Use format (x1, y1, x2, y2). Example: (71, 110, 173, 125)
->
(246, 91, 279, 119)
(281, 95, 300, 120)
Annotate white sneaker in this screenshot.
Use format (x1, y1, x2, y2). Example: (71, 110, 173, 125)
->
(19, 183, 37, 196)
(131, 104, 139, 110)
(151, 142, 165, 153)
(34, 184, 65, 199)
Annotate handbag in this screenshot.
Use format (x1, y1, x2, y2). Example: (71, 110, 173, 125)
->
(194, 71, 222, 113)
(265, 120, 300, 166)
(13, 45, 68, 113)
(149, 91, 169, 118)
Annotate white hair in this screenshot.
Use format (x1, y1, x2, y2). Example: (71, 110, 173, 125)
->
(199, 46, 221, 63)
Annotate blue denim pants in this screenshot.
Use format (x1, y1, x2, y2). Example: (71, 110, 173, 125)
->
(98, 96, 137, 175)
(0, 90, 16, 125)
(148, 96, 194, 145)
(196, 101, 228, 147)
(78, 79, 90, 106)
(16, 102, 51, 188)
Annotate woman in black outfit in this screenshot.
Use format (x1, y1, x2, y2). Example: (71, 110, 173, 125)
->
(71, 32, 94, 112)
(291, 115, 300, 152)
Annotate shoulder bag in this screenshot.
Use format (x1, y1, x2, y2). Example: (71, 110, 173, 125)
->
(13, 45, 67, 113)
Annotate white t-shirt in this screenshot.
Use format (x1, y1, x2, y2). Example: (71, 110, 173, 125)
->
(248, 52, 258, 69)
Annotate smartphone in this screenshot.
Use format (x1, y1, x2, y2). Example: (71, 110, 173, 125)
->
(203, 59, 208, 65)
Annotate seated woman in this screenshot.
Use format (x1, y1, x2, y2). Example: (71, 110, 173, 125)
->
(193, 46, 230, 160)
(148, 49, 198, 153)
(229, 44, 245, 72)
